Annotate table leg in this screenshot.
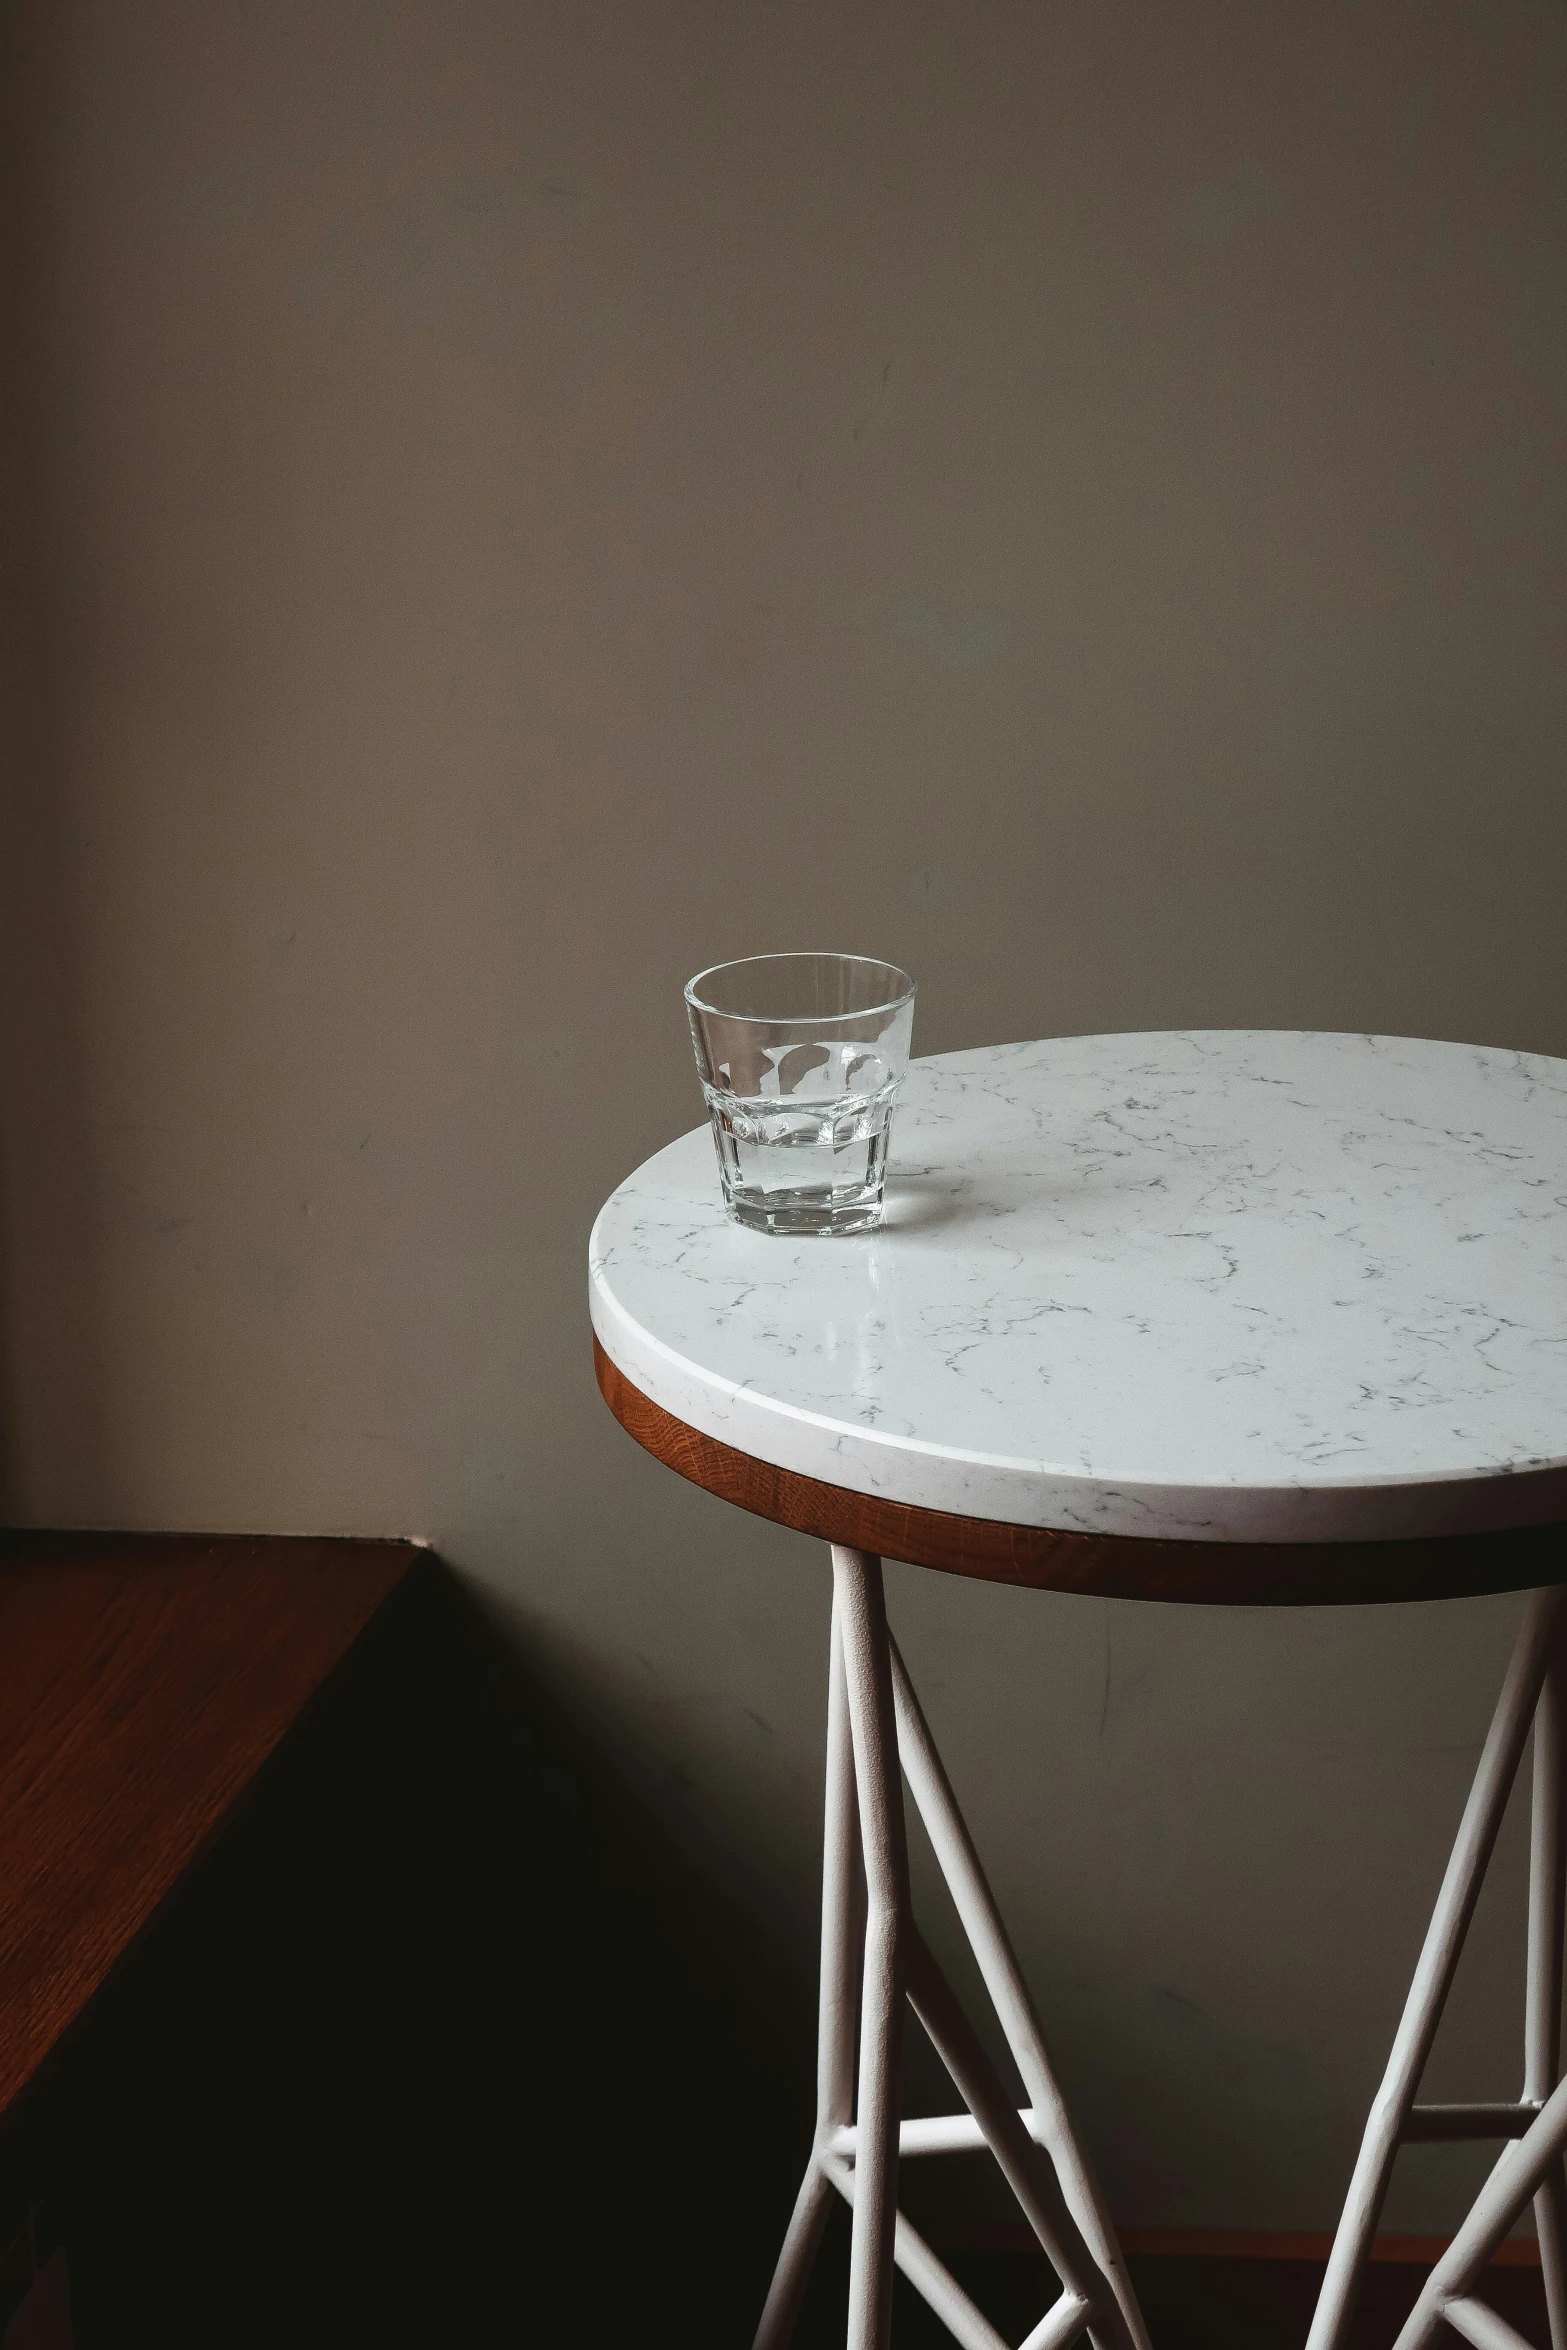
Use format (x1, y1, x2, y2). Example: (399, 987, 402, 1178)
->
(753, 1595, 863, 2350)
(835, 1547, 910, 2350)
(753, 1548, 1148, 2350)
(1527, 1645, 1567, 2350)
(889, 1641, 1149, 2350)
(1391, 2074, 1567, 2349)
(1309, 1584, 1567, 2350)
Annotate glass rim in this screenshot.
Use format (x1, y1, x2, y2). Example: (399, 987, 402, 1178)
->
(684, 951, 917, 1026)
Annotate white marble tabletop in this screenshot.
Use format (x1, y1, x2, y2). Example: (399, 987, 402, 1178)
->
(589, 1033, 1567, 1546)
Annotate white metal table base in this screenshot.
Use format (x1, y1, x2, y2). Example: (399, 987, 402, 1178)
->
(753, 1547, 1151, 2350)
(1310, 1582, 1567, 2350)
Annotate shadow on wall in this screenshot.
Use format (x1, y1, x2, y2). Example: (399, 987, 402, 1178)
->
(28, 1562, 812, 2348)
(0, 37, 108, 1523)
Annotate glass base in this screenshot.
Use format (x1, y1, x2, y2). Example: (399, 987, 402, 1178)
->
(725, 1187, 884, 1237)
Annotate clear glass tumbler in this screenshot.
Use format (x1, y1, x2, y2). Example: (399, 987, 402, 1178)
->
(685, 953, 917, 1236)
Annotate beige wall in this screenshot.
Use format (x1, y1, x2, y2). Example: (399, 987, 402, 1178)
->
(4, 0, 1566, 2231)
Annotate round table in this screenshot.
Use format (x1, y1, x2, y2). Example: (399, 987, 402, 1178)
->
(590, 1032, 1567, 2350)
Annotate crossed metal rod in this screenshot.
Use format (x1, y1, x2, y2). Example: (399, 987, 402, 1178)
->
(753, 1547, 1149, 2350)
(756, 1559, 1567, 2350)
(1309, 1582, 1567, 2350)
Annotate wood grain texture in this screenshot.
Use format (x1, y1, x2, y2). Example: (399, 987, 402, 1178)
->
(0, 1530, 416, 2128)
(595, 1339, 1567, 1606)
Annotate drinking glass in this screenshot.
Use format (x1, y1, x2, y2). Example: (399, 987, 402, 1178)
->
(685, 953, 917, 1236)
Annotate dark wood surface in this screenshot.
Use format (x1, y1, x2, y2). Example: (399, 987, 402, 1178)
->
(34, 1555, 814, 2347)
(596, 1338, 1567, 1605)
(0, 1529, 416, 2131)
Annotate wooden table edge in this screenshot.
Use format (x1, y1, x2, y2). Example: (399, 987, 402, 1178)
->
(0, 1531, 425, 2135)
(594, 1338, 1567, 1606)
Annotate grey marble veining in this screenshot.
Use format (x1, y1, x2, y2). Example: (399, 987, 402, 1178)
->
(589, 1033, 1567, 1545)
